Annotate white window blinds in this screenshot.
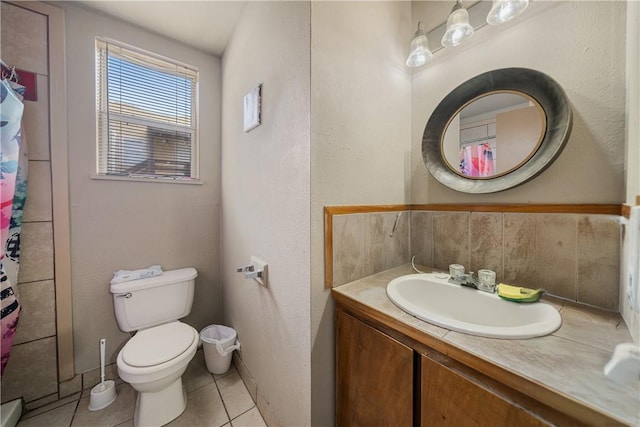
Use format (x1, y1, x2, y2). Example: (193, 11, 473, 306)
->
(96, 38, 199, 180)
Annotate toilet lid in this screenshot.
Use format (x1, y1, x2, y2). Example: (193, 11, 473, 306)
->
(122, 322, 196, 368)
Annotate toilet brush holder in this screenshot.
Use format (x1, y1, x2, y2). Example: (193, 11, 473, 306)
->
(88, 338, 117, 411)
(88, 380, 117, 411)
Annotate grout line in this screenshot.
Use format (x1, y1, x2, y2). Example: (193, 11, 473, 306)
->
(229, 405, 257, 423)
(212, 371, 232, 424)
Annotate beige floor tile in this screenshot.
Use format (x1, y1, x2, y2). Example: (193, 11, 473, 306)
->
(217, 371, 255, 420)
(231, 407, 266, 427)
(215, 365, 237, 381)
(183, 349, 215, 393)
(71, 383, 135, 427)
(21, 393, 80, 420)
(166, 382, 228, 427)
(17, 401, 76, 427)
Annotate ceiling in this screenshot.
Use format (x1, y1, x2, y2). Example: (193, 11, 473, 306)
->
(75, 1, 247, 56)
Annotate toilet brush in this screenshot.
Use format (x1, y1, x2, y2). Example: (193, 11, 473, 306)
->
(88, 338, 117, 411)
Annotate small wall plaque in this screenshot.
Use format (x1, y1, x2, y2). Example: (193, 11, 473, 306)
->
(243, 83, 262, 132)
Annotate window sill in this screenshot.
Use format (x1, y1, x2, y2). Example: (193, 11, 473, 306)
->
(90, 174, 204, 185)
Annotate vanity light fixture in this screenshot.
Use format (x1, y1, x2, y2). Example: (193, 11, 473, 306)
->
(406, 21, 433, 67)
(441, 0, 474, 48)
(486, 0, 530, 25)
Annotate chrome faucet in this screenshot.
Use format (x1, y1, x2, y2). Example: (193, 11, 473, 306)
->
(448, 271, 479, 289)
(448, 265, 496, 293)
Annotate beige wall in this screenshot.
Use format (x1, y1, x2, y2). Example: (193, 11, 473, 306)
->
(411, 1, 627, 204)
(221, 2, 311, 426)
(310, 2, 412, 424)
(626, 0, 640, 205)
(622, 0, 639, 343)
(61, 3, 222, 373)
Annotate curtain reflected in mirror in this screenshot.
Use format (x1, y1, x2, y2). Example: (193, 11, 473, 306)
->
(442, 92, 546, 179)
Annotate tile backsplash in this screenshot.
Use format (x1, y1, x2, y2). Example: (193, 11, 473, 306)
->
(331, 208, 621, 312)
(332, 211, 409, 286)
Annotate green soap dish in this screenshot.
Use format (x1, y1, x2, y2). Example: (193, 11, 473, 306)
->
(497, 284, 545, 303)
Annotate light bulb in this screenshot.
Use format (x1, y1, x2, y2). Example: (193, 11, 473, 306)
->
(441, 2, 474, 48)
(487, 0, 529, 25)
(406, 22, 433, 67)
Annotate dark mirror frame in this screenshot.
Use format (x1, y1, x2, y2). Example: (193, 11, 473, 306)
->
(422, 68, 573, 193)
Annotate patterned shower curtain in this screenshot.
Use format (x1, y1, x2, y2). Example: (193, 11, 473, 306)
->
(1, 77, 27, 376)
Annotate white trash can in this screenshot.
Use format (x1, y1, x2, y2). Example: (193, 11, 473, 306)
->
(200, 325, 241, 374)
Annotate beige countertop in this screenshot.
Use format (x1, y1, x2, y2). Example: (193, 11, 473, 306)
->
(332, 264, 640, 426)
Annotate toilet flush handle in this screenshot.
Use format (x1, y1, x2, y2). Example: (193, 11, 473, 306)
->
(115, 292, 132, 299)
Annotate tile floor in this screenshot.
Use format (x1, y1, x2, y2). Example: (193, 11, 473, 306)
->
(16, 350, 266, 427)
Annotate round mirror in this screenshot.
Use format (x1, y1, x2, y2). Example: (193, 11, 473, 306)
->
(422, 68, 572, 193)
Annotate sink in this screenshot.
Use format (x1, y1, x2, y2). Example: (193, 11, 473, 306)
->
(386, 273, 562, 339)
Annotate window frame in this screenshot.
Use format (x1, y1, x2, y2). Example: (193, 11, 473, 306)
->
(94, 37, 200, 184)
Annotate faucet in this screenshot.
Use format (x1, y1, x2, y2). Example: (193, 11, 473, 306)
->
(448, 271, 479, 289)
(448, 265, 496, 293)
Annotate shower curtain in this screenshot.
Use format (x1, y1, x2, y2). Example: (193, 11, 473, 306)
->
(459, 142, 494, 177)
(1, 77, 27, 377)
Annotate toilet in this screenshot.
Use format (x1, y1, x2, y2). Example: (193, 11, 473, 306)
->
(110, 267, 199, 427)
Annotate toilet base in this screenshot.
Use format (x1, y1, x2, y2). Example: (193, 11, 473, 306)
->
(133, 377, 187, 427)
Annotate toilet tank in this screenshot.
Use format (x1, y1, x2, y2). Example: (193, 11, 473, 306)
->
(110, 267, 197, 332)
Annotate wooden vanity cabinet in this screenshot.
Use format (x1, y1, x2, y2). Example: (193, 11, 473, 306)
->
(336, 310, 414, 427)
(336, 306, 588, 427)
(420, 353, 554, 427)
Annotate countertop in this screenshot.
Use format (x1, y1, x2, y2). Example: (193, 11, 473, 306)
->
(331, 264, 640, 426)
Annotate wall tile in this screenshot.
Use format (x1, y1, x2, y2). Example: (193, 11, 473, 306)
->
(14, 280, 56, 344)
(433, 212, 469, 271)
(363, 241, 384, 277)
(59, 375, 82, 399)
(22, 76, 51, 161)
(330, 209, 619, 310)
(22, 393, 58, 412)
(382, 211, 409, 271)
(577, 216, 620, 310)
(23, 161, 52, 222)
(470, 212, 503, 280)
(503, 213, 538, 287)
(0, 2, 48, 75)
(534, 214, 578, 300)
(410, 211, 434, 267)
(364, 213, 386, 276)
(332, 214, 365, 286)
(18, 222, 54, 283)
(0, 337, 57, 403)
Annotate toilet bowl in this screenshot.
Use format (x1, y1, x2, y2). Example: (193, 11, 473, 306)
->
(117, 321, 199, 426)
(110, 267, 199, 427)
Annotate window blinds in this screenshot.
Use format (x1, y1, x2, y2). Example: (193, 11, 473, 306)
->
(96, 38, 198, 180)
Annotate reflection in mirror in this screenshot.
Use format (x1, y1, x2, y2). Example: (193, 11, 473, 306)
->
(422, 68, 572, 193)
(442, 92, 546, 179)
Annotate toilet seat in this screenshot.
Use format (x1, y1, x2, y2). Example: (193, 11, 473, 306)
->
(122, 322, 197, 368)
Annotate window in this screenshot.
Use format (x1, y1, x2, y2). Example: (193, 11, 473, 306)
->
(96, 38, 199, 181)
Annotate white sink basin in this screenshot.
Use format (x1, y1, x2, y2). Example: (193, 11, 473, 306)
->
(386, 273, 562, 339)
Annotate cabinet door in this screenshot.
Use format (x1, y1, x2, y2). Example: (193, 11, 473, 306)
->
(337, 310, 414, 427)
(421, 354, 551, 427)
